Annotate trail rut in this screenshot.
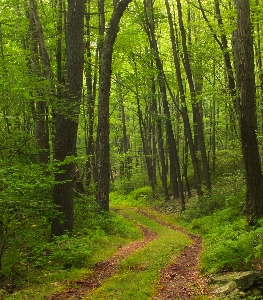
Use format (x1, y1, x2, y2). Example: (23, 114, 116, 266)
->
(47, 209, 210, 300)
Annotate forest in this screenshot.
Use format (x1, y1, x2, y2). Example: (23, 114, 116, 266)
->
(1, 0, 263, 299)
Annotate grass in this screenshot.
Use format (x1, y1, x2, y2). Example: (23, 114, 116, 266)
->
(84, 208, 191, 300)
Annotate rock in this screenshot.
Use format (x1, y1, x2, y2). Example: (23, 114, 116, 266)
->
(210, 271, 263, 298)
(212, 271, 263, 291)
(213, 281, 237, 295)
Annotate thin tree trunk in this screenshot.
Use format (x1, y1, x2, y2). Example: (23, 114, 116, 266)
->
(151, 76, 169, 199)
(116, 73, 131, 179)
(176, 0, 211, 192)
(255, 0, 263, 135)
(183, 128, 192, 198)
(85, 0, 97, 187)
(165, 0, 202, 196)
(29, 0, 52, 164)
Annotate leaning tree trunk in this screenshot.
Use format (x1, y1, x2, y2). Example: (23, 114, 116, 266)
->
(51, 0, 85, 236)
(96, 0, 132, 211)
(232, 0, 263, 224)
(29, 0, 52, 164)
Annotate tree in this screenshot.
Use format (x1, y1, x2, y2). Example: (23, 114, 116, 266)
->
(96, 0, 132, 211)
(143, 0, 185, 206)
(51, 0, 86, 236)
(29, 0, 52, 164)
(232, 0, 263, 224)
(176, 0, 211, 192)
(165, 0, 202, 196)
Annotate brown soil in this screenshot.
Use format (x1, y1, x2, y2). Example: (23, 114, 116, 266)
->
(46, 209, 210, 300)
(138, 210, 209, 300)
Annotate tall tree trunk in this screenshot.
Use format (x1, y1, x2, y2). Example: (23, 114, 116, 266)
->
(255, 0, 263, 135)
(116, 73, 131, 179)
(198, 0, 237, 135)
(51, 0, 85, 236)
(183, 128, 192, 198)
(85, 0, 97, 187)
(153, 84, 169, 199)
(176, 0, 211, 192)
(144, 0, 184, 206)
(29, 0, 52, 164)
(232, 0, 263, 224)
(165, 0, 202, 196)
(96, 0, 132, 211)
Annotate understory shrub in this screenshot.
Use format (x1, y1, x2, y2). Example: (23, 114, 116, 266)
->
(0, 161, 57, 286)
(110, 186, 156, 207)
(178, 171, 263, 274)
(110, 169, 149, 193)
(74, 194, 141, 239)
(191, 210, 263, 273)
(181, 172, 245, 221)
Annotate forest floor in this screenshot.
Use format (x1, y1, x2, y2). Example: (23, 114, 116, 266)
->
(46, 208, 212, 300)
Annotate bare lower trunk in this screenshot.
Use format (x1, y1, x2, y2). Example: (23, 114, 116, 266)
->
(232, 0, 263, 224)
(51, 0, 85, 236)
(96, 0, 132, 211)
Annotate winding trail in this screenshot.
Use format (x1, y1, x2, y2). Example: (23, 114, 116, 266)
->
(46, 224, 157, 300)
(47, 208, 210, 300)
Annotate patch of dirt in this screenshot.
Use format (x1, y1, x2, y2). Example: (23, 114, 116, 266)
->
(138, 209, 210, 300)
(46, 224, 157, 300)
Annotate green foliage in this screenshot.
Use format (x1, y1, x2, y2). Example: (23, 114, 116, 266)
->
(187, 208, 263, 274)
(0, 161, 57, 283)
(110, 170, 150, 193)
(177, 170, 263, 274)
(30, 235, 93, 270)
(1, 192, 141, 296)
(181, 172, 245, 221)
(74, 194, 141, 239)
(110, 186, 156, 207)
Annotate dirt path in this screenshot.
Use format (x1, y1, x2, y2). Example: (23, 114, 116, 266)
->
(46, 224, 157, 300)
(138, 210, 209, 299)
(46, 209, 210, 300)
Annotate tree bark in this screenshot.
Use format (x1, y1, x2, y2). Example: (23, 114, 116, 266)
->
(255, 0, 263, 135)
(232, 0, 263, 224)
(96, 0, 132, 211)
(85, 0, 97, 187)
(51, 0, 85, 236)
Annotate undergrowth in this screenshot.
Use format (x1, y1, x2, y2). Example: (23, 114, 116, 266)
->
(177, 171, 263, 274)
(192, 211, 263, 273)
(110, 186, 162, 208)
(2, 195, 141, 300)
